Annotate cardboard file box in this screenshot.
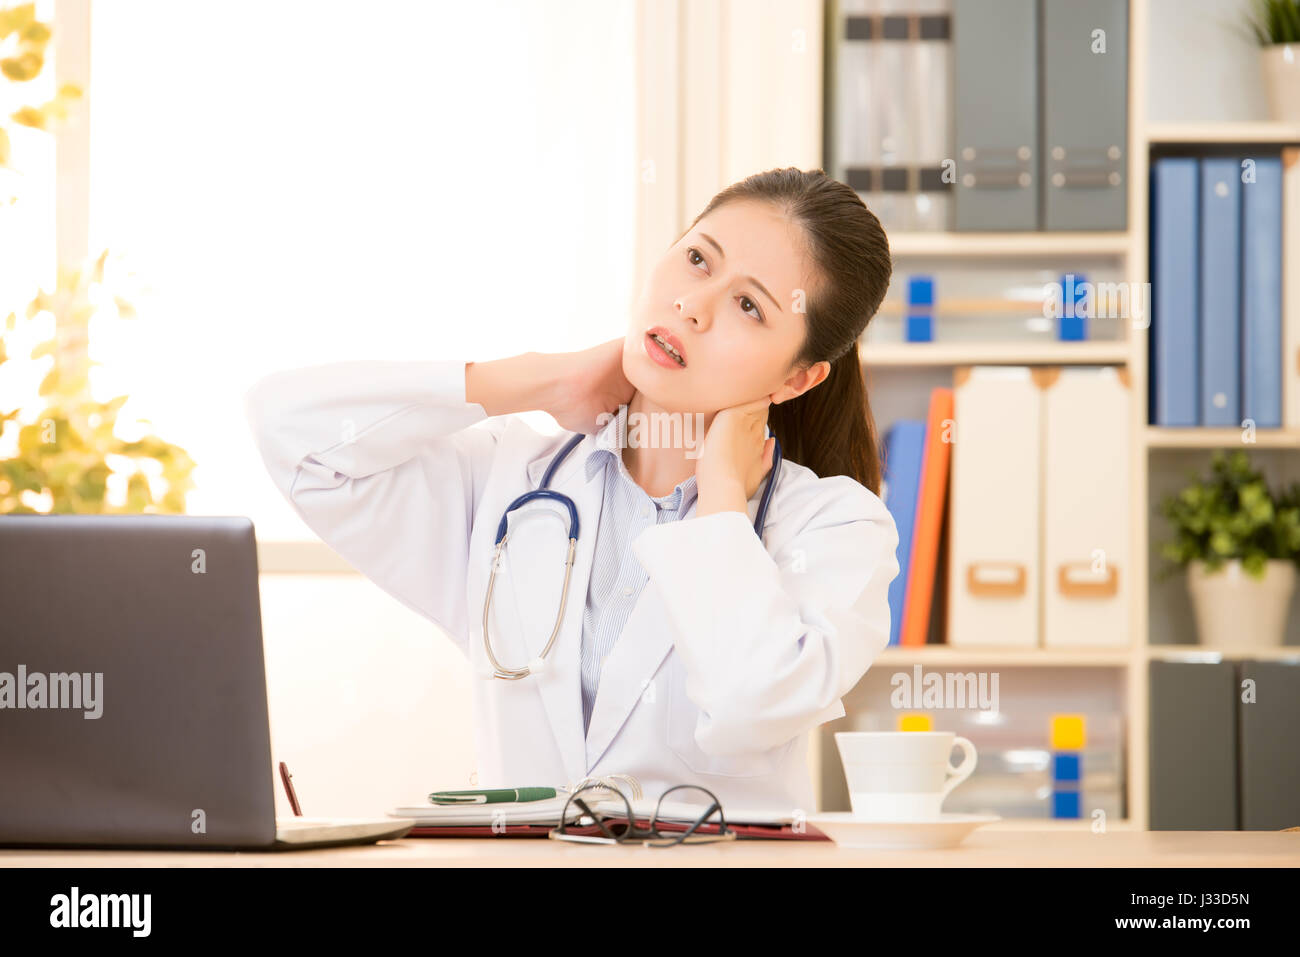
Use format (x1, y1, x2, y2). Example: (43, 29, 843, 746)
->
(948, 366, 1042, 646)
(1041, 367, 1131, 646)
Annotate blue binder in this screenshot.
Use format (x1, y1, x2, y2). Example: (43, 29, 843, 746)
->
(1150, 157, 1200, 426)
(1241, 155, 1283, 429)
(881, 421, 926, 647)
(1199, 158, 1241, 427)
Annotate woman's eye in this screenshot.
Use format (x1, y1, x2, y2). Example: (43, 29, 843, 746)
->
(686, 246, 763, 322)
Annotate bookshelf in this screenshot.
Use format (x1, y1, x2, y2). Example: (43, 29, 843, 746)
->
(812, 0, 1300, 831)
(887, 231, 1132, 258)
(1144, 427, 1300, 449)
(1147, 121, 1300, 145)
(862, 341, 1130, 367)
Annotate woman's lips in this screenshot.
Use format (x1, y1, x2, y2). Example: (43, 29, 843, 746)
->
(645, 330, 687, 369)
(644, 327, 686, 369)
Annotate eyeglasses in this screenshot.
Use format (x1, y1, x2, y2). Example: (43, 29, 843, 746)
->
(547, 782, 737, 847)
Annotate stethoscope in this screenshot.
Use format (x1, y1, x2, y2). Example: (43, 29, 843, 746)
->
(481, 429, 783, 680)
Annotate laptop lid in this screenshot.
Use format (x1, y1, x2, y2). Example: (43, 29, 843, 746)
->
(0, 514, 277, 848)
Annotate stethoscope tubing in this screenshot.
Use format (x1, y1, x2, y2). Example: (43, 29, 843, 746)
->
(482, 428, 782, 680)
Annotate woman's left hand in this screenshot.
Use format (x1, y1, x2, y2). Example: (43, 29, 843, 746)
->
(694, 396, 776, 513)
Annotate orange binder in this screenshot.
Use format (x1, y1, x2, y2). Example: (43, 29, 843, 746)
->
(901, 388, 954, 646)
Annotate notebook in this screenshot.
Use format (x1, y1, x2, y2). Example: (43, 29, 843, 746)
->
(387, 774, 830, 840)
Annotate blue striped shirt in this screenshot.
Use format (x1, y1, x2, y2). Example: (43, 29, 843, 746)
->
(579, 403, 697, 735)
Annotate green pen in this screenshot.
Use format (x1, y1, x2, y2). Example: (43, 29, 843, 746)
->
(428, 787, 558, 805)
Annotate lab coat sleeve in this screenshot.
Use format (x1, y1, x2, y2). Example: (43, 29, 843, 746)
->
(241, 359, 503, 643)
(630, 477, 900, 757)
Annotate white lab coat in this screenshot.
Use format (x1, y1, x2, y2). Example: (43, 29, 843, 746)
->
(242, 358, 899, 815)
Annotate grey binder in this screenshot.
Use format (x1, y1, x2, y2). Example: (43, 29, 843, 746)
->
(952, 0, 1038, 230)
(1148, 660, 1238, 830)
(1042, 0, 1129, 230)
(1238, 660, 1300, 830)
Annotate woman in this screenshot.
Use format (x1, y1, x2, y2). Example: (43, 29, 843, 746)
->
(244, 167, 899, 817)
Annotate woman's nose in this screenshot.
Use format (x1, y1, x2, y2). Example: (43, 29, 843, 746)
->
(674, 299, 710, 329)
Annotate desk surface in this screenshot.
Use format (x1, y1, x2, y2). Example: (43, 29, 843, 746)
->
(4, 827, 1298, 867)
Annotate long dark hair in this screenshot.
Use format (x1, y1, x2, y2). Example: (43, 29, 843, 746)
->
(681, 167, 891, 495)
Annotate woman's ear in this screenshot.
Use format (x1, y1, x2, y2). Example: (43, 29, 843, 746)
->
(774, 360, 830, 404)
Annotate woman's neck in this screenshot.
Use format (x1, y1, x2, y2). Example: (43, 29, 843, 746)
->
(621, 391, 715, 499)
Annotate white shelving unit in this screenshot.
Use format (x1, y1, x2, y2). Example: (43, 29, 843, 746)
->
(863, 341, 1130, 367)
(813, 0, 1300, 831)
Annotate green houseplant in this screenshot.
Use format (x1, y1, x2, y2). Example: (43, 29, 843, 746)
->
(1246, 0, 1300, 124)
(1158, 450, 1300, 648)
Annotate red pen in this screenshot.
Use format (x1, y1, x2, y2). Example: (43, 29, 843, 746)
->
(279, 761, 303, 816)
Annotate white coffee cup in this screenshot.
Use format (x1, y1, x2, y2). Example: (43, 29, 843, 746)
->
(835, 731, 978, 820)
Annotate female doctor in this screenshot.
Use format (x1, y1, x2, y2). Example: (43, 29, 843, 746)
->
(243, 167, 900, 816)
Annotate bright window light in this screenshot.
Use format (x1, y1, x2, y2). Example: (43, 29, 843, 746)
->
(83, 0, 637, 539)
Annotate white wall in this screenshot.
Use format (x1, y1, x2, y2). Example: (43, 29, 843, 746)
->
(1147, 0, 1271, 122)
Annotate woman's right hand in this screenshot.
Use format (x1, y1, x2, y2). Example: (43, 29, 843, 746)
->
(540, 337, 635, 434)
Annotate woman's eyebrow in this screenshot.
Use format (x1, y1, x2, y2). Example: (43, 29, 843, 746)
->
(698, 232, 784, 314)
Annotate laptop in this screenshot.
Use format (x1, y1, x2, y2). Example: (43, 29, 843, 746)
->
(0, 514, 413, 850)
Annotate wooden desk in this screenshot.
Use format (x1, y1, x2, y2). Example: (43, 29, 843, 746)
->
(3, 827, 1298, 867)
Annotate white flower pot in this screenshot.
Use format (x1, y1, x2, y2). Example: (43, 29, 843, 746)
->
(1186, 559, 1296, 649)
(1261, 44, 1300, 125)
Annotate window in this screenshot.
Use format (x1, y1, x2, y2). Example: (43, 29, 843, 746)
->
(86, 0, 637, 539)
(0, 0, 58, 454)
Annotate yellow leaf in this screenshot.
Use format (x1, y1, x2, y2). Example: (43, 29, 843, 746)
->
(161, 488, 189, 513)
(1, 52, 43, 82)
(20, 21, 50, 44)
(41, 98, 68, 123)
(0, 4, 35, 37)
(57, 83, 82, 100)
(10, 105, 45, 130)
(126, 471, 151, 511)
(92, 249, 109, 283)
(0, 127, 9, 165)
(4, 311, 15, 330)
(30, 338, 55, 359)
(113, 296, 136, 318)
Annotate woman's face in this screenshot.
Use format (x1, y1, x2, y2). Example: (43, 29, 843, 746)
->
(624, 198, 825, 414)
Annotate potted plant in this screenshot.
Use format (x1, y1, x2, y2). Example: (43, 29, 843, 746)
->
(1246, 0, 1300, 124)
(1158, 450, 1300, 648)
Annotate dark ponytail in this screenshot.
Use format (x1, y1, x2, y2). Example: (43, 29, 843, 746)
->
(768, 342, 881, 496)
(683, 167, 891, 495)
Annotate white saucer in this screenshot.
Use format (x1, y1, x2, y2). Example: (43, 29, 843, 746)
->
(807, 812, 1001, 850)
